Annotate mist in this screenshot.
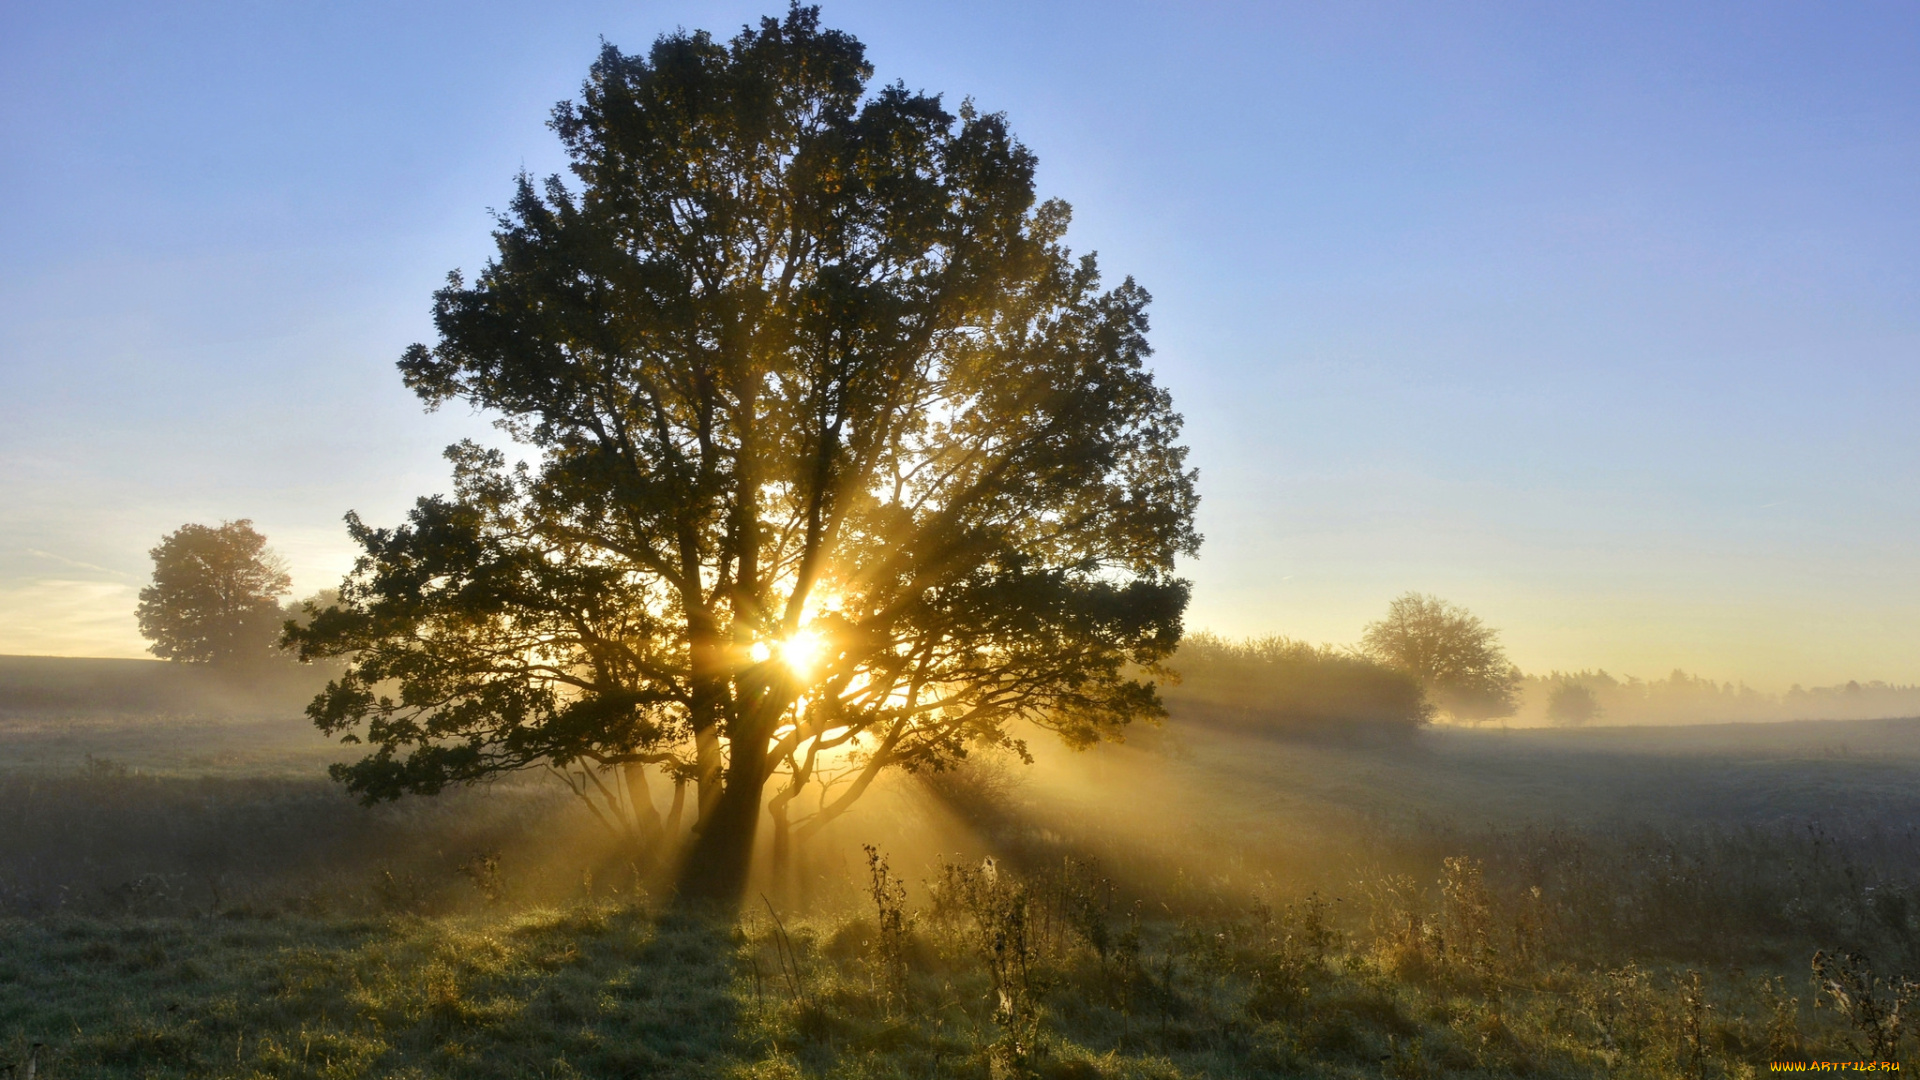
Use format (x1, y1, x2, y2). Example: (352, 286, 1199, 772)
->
(6, 1, 1920, 1075)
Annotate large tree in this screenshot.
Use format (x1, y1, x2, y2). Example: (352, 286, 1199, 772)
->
(288, 6, 1199, 905)
(137, 520, 293, 668)
(1360, 593, 1519, 722)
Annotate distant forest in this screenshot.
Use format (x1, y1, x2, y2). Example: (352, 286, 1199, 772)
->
(1157, 636, 1920, 735)
(1512, 668, 1920, 726)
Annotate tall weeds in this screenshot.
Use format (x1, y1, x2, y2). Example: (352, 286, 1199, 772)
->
(930, 857, 1044, 1076)
(862, 845, 911, 1011)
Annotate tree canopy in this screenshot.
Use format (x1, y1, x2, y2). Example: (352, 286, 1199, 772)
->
(136, 520, 292, 668)
(288, 5, 1199, 904)
(1360, 593, 1519, 722)
(1545, 680, 1602, 726)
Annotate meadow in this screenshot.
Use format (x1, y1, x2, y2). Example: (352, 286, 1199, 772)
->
(3, 675, 1919, 1077)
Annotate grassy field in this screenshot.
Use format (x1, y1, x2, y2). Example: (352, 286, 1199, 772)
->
(3, 703, 1919, 1077)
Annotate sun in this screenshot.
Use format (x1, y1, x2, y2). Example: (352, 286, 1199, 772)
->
(776, 628, 826, 680)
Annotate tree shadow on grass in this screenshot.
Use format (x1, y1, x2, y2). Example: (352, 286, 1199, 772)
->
(1, 904, 749, 1079)
(594, 908, 745, 1074)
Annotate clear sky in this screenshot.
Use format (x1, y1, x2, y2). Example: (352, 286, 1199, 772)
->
(3, 1, 1917, 687)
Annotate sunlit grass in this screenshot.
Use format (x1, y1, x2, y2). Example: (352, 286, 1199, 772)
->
(0, 881, 1888, 1079)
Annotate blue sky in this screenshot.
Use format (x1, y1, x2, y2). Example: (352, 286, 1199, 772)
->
(3, 1, 1917, 686)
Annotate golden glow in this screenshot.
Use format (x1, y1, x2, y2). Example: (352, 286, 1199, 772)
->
(778, 627, 826, 680)
(749, 641, 772, 664)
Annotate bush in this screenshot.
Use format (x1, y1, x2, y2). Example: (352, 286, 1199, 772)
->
(1161, 634, 1431, 740)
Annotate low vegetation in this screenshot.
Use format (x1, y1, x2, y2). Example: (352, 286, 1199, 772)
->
(3, 836, 1914, 1078)
(4, 708, 1919, 1077)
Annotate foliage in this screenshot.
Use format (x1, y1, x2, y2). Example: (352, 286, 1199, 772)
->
(1163, 633, 1430, 739)
(287, 4, 1198, 902)
(1810, 949, 1917, 1060)
(135, 520, 291, 668)
(1361, 593, 1519, 722)
(1544, 680, 1601, 726)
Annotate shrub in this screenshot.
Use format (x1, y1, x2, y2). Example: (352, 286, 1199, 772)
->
(1162, 633, 1431, 740)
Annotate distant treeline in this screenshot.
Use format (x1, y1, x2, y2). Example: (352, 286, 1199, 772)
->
(0, 655, 329, 718)
(12, 649, 1912, 732)
(1158, 633, 1429, 740)
(1158, 636, 1920, 737)
(1516, 668, 1920, 726)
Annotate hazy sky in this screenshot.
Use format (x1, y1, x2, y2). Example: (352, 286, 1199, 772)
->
(3, 1, 1917, 687)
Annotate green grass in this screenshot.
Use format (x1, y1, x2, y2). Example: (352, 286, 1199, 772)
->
(0, 884, 1896, 1078)
(1, 904, 740, 1078)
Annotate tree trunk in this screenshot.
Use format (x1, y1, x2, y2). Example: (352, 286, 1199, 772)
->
(693, 721, 723, 822)
(768, 798, 793, 905)
(674, 726, 773, 908)
(622, 762, 665, 846)
(663, 777, 688, 841)
(675, 781, 762, 907)
(765, 751, 810, 906)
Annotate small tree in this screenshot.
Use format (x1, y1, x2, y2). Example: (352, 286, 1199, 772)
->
(1360, 593, 1519, 723)
(288, 6, 1199, 905)
(1545, 680, 1601, 726)
(136, 520, 293, 668)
